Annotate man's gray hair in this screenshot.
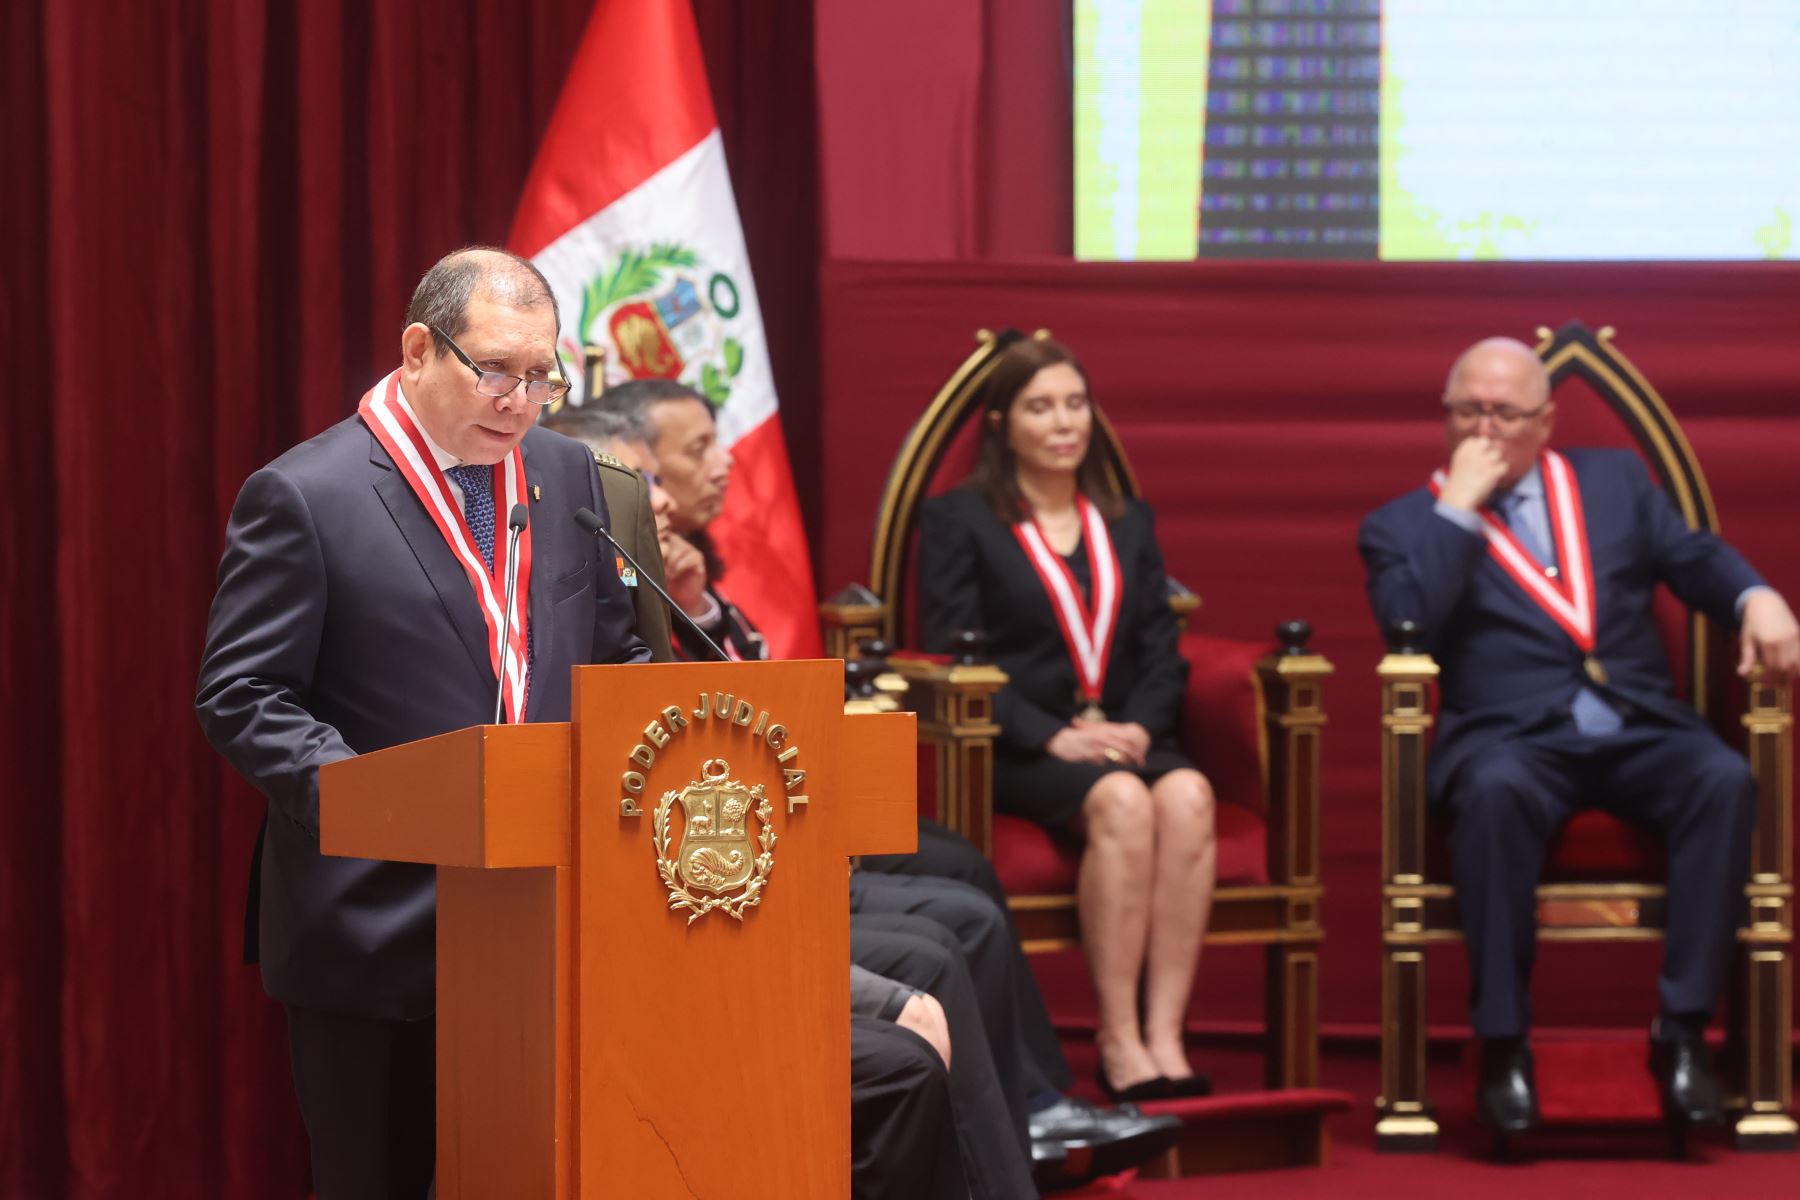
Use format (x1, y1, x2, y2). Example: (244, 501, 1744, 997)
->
(404, 246, 561, 355)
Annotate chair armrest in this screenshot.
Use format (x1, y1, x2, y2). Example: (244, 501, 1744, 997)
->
(819, 583, 886, 660)
(1179, 630, 1276, 816)
(889, 656, 1006, 856)
(1255, 623, 1334, 889)
(1378, 650, 1440, 899)
(1742, 668, 1794, 917)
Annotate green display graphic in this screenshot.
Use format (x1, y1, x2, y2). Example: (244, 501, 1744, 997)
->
(1074, 0, 1208, 261)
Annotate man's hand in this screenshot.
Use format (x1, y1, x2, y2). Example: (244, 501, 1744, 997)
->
(1071, 718, 1150, 766)
(896, 992, 951, 1069)
(660, 533, 710, 615)
(1438, 436, 1510, 512)
(1738, 589, 1800, 681)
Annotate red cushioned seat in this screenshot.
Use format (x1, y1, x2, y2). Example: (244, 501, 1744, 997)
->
(1428, 808, 1666, 884)
(992, 801, 1269, 897)
(1177, 630, 1269, 820)
(1545, 809, 1665, 880)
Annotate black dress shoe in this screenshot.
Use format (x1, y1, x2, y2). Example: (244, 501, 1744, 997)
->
(1475, 1037, 1539, 1135)
(1649, 1024, 1724, 1126)
(1094, 1066, 1172, 1103)
(1029, 1138, 1070, 1192)
(1030, 1096, 1183, 1188)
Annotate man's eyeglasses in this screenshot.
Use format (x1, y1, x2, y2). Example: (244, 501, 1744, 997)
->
(1443, 398, 1550, 436)
(430, 325, 572, 407)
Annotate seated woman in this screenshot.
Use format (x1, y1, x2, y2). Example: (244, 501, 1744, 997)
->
(918, 336, 1217, 1102)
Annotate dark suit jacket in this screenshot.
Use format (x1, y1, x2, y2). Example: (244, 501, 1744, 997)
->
(1358, 447, 1763, 800)
(593, 453, 675, 662)
(917, 487, 1188, 753)
(197, 417, 649, 1019)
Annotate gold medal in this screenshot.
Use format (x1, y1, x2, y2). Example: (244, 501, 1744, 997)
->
(1079, 702, 1107, 722)
(1583, 655, 1608, 686)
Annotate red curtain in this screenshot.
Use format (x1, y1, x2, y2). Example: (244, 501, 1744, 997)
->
(0, 1, 819, 1195)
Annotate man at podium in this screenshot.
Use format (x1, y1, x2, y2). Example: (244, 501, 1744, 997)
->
(196, 247, 649, 1199)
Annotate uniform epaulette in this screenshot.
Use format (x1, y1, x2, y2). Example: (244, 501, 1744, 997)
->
(592, 450, 630, 473)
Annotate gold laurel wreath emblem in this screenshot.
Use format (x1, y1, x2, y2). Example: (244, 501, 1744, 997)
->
(652, 758, 777, 925)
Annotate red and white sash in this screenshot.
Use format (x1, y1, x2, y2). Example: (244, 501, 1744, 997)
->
(358, 370, 533, 721)
(1012, 496, 1125, 711)
(1430, 449, 1596, 653)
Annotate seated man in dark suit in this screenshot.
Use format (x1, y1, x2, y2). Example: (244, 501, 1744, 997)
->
(540, 400, 706, 659)
(1358, 337, 1799, 1135)
(593, 378, 1182, 1184)
(549, 397, 1063, 1192)
(849, 964, 970, 1199)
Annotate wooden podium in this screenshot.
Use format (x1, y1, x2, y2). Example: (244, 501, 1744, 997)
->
(320, 660, 918, 1198)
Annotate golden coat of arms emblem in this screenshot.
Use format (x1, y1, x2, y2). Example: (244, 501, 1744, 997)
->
(652, 757, 777, 924)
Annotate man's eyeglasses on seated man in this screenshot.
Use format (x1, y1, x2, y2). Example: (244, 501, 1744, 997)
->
(430, 324, 571, 406)
(1443, 398, 1551, 437)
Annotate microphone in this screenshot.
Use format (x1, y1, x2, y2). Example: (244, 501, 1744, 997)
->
(493, 502, 530, 724)
(573, 507, 730, 662)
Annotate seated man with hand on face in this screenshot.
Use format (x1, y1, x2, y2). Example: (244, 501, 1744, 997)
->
(1358, 337, 1800, 1137)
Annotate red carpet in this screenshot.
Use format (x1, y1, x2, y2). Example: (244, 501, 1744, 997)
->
(1053, 1036, 1796, 1199)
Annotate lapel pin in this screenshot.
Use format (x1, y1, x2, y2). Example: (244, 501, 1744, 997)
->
(531, 485, 541, 502)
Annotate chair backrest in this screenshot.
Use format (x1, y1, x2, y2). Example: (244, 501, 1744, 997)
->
(1534, 321, 1726, 717)
(866, 329, 1141, 647)
(869, 322, 1721, 706)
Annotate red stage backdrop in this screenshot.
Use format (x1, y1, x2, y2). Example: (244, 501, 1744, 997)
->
(816, 257, 1800, 1035)
(805, 0, 1800, 1037)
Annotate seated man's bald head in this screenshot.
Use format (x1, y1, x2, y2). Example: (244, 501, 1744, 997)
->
(1445, 337, 1549, 406)
(1440, 335, 1556, 491)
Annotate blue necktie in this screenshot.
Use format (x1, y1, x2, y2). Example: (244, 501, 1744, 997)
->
(445, 464, 496, 572)
(1498, 491, 1621, 736)
(445, 462, 535, 712)
(1497, 490, 1551, 568)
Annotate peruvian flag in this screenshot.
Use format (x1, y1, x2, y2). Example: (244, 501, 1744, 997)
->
(509, 0, 821, 658)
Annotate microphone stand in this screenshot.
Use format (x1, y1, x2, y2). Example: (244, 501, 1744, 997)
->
(493, 504, 529, 723)
(574, 507, 731, 662)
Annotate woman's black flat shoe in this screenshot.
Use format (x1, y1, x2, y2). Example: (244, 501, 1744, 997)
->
(1162, 1071, 1213, 1098)
(1096, 1068, 1173, 1104)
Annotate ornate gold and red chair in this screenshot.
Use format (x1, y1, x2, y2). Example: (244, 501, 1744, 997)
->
(823, 329, 1346, 1175)
(1375, 322, 1796, 1153)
